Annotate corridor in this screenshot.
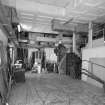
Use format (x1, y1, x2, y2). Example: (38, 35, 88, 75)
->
(9, 72, 105, 105)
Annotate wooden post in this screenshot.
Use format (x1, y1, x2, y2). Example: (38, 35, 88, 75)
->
(73, 31, 76, 53)
(88, 22, 93, 48)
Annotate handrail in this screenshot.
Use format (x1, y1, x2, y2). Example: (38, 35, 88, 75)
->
(82, 68, 104, 84)
(82, 68, 105, 92)
(82, 60, 105, 69)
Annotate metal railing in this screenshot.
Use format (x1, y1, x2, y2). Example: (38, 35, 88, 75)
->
(82, 60, 105, 69)
(82, 60, 105, 91)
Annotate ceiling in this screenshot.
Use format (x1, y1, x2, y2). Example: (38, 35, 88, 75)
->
(1, 0, 105, 33)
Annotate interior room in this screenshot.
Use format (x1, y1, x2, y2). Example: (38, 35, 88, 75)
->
(0, 0, 105, 105)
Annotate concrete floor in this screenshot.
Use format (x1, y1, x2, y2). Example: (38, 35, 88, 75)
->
(9, 72, 105, 105)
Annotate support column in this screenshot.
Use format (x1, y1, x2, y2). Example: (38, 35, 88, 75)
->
(73, 31, 76, 53)
(58, 32, 63, 43)
(88, 21, 93, 48)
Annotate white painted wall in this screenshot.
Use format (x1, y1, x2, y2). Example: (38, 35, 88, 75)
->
(82, 46, 105, 61)
(82, 46, 105, 87)
(92, 38, 104, 47)
(82, 36, 105, 85)
(88, 58, 105, 88)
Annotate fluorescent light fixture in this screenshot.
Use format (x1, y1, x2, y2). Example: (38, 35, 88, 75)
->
(20, 23, 32, 30)
(21, 16, 33, 20)
(38, 15, 53, 19)
(17, 24, 21, 32)
(19, 39, 28, 42)
(20, 12, 34, 16)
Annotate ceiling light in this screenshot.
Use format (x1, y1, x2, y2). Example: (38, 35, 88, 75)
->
(17, 24, 21, 32)
(20, 23, 32, 31)
(21, 17, 33, 20)
(38, 15, 53, 19)
(20, 12, 34, 16)
(19, 39, 28, 43)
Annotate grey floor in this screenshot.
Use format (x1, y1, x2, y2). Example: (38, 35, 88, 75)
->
(9, 72, 105, 105)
